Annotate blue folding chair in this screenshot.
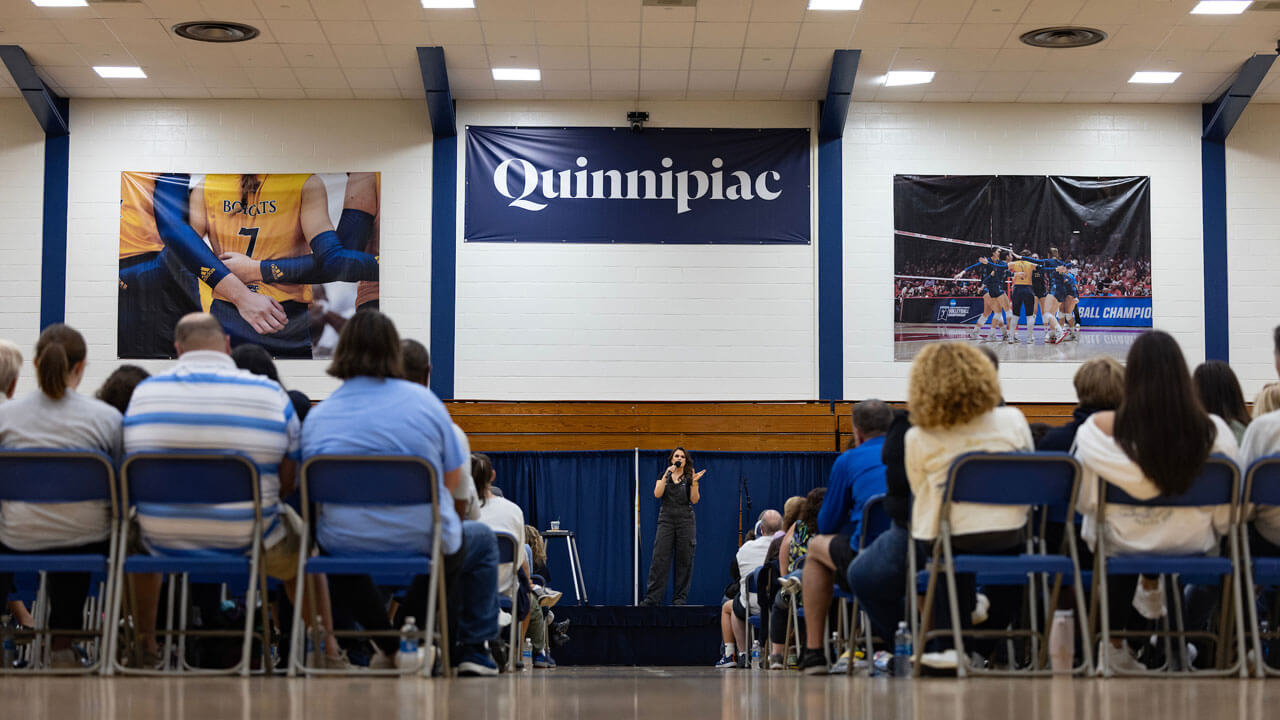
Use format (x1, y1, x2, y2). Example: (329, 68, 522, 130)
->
(1093, 454, 1246, 677)
(109, 451, 268, 676)
(0, 450, 117, 675)
(914, 452, 1092, 677)
(289, 455, 447, 677)
(744, 566, 763, 665)
(1241, 455, 1280, 678)
(836, 493, 891, 675)
(494, 529, 522, 672)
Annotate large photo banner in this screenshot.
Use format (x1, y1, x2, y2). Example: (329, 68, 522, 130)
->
(893, 175, 1152, 364)
(118, 172, 380, 360)
(465, 127, 810, 244)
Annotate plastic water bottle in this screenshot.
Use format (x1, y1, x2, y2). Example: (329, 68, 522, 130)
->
(892, 621, 912, 678)
(1, 615, 14, 669)
(523, 638, 533, 671)
(1049, 610, 1075, 673)
(751, 639, 761, 668)
(396, 616, 420, 672)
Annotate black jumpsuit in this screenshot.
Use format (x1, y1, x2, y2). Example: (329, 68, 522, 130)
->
(642, 470, 696, 606)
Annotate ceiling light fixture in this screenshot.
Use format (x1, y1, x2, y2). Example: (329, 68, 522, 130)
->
(421, 0, 475, 7)
(31, 0, 87, 6)
(492, 67, 540, 81)
(808, 0, 863, 9)
(173, 21, 260, 43)
(1189, 1, 1251, 14)
(1019, 26, 1108, 48)
(1129, 71, 1181, 84)
(94, 66, 146, 79)
(884, 70, 934, 87)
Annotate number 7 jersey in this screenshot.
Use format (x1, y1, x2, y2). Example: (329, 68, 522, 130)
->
(202, 173, 313, 304)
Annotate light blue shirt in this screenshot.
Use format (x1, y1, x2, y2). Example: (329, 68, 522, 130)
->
(302, 377, 464, 555)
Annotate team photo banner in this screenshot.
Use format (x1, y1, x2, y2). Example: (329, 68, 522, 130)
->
(464, 127, 811, 244)
(118, 171, 380, 360)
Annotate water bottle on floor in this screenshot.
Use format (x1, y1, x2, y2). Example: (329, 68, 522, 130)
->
(1049, 610, 1075, 673)
(523, 638, 533, 671)
(751, 640, 761, 668)
(396, 616, 420, 672)
(892, 621, 912, 678)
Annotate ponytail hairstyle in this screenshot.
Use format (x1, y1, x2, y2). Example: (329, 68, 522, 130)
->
(471, 452, 494, 506)
(34, 324, 86, 400)
(239, 174, 262, 214)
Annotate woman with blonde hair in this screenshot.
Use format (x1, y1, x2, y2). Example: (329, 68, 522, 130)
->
(906, 342, 1034, 667)
(1253, 383, 1280, 419)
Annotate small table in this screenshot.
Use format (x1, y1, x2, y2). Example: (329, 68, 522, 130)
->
(540, 529, 588, 606)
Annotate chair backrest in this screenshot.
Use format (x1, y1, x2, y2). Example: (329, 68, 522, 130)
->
(0, 450, 115, 505)
(494, 529, 519, 565)
(301, 455, 437, 508)
(122, 451, 258, 506)
(1245, 455, 1280, 506)
(946, 452, 1079, 507)
(1103, 454, 1237, 507)
(858, 494, 891, 551)
(746, 566, 761, 594)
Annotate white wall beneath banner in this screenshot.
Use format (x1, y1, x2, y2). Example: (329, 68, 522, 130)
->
(1227, 104, 1280, 399)
(453, 101, 818, 400)
(844, 102, 1204, 403)
(64, 99, 432, 398)
(0, 100, 46, 396)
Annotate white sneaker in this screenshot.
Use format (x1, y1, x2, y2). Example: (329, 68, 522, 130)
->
(1101, 642, 1146, 674)
(920, 649, 958, 670)
(1132, 577, 1166, 620)
(971, 593, 990, 625)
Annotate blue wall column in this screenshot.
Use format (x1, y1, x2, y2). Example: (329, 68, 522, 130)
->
(816, 49, 859, 400)
(419, 46, 457, 398)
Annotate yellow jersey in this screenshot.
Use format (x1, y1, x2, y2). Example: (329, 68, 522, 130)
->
(203, 173, 313, 304)
(120, 172, 163, 260)
(355, 174, 380, 309)
(1009, 260, 1034, 286)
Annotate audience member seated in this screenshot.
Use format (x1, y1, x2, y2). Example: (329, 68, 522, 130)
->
(302, 310, 499, 676)
(1241, 377, 1280, 559)
(402, 338, 480, 521)
(756, 495, 803, 663)
(0, 325, 122, 668)
(905, 342, 1034, 670)
(1194, 360, 1251, 445)
(1037, 356, 1124, 451)
(767, 487, 824, 669)
(716, 509, 782, 669)
(123, 313, 344, 669)
(1255, 383, 1280, 419)
(0, 339, 35, 629)
(94, 364, 150, 415)
(230, 343, 312, 422)
(1074, 330, 1238, 672)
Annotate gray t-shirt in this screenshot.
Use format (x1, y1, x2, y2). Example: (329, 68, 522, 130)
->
(0, 389, 122, 550)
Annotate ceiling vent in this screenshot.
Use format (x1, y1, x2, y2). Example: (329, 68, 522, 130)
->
(1019, 26, 1108, 49)
(642, 0, 697, 6)
(172, 21, 261, 43)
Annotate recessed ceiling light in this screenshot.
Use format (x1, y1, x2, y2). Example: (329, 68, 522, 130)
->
(492, 68, 540, 81)
(421, 0, 474, 7)
(94, 66, 146, 79)
(1129, 71, 1181, 84)
(808, 0, 863, 9)
(173, 21, 261, 43)
(31, 0, 87, 6)
(884, 71, 934, 87)
(1189, 1, 1250, 14)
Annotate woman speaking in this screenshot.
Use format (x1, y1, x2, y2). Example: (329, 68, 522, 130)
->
(641, 448, 705, 606)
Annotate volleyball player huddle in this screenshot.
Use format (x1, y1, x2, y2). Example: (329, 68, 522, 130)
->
(955, 246, 1080, 345)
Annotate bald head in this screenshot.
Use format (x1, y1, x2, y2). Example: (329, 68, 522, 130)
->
(174, 313, 229, 356)
(758, 509, 783, 536)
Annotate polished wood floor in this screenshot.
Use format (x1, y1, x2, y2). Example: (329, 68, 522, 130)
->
(2, 668, 1277, 720)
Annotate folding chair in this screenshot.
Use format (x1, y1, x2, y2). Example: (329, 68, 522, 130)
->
(914, 451, 1093, 677)
(0, 450, 118, 675)
(1093, 454, 1246, 677)
(1242, 455, 1280, 678)
(289, 455, 448, 678)
(841, 493, 891, 675)
(494, 530, 522, 672)
(109, 451, 270, 677)
(744, 567, 763, 666)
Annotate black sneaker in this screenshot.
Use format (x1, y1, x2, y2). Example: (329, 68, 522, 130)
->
(736, 652, 749, 669)
(799, 648, 828, 675)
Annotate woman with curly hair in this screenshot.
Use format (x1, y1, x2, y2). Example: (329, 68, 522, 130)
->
(906, 341, 1034, 668)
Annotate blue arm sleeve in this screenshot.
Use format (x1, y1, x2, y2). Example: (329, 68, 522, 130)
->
(959, 262, 981, 274)
(153, 174, 231, 288)
(259, 230, 379, 284)
(337, 208, 374, 251)
(816, 458, 853, 536)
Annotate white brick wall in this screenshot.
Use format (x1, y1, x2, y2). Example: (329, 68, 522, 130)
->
(65, 99, 432, 399)
(0, 100, 45, 396)
(844, 102, 1205, 403)
(453, 101, 819, 400)
(1227, 104, 1280, 400)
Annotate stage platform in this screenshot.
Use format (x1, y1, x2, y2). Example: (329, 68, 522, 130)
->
(552, 605, 721, 666)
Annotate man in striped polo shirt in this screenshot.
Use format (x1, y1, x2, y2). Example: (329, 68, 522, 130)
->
(122, 312, 345, 668)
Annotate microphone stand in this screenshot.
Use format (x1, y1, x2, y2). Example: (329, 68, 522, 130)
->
(737, 476, 752, 547)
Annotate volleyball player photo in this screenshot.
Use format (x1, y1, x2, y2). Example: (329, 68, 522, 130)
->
(118, 172, 380, 360)
(893, 174, 1152, 363)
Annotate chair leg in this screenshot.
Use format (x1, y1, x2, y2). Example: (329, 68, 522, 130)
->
(258, 563, 271, 674)
(508, 588, 519, 673)
(177, 575, 190, 671)
(1096, 558, 1113, 677)
(162, 576, 177, 672)
(1232, 540, 1250, 679)
(939, 538, 968, 678)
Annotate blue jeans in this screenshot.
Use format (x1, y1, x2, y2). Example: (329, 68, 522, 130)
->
(448, 521, 499, 652)
(847, 523, 909, 643)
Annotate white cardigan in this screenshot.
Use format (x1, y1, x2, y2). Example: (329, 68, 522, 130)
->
(1075, 414, 1238, 556)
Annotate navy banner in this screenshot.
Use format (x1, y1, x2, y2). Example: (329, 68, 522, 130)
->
(464, 127, 810, 244)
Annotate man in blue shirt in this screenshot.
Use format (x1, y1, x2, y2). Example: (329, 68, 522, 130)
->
(798, 399, 892, 674)
(303, 310, 499, 676)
